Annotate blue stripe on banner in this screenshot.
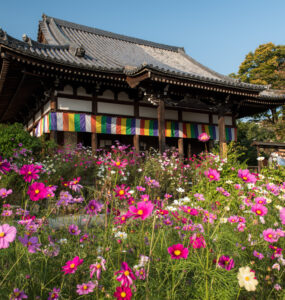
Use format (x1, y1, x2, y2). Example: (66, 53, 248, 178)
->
(174, 122, 179, 137)
(212, 125, 216, 140)
(153, 120, 158, 136)
(106, 116, 112, 134)
(131, 118, 136, 135)
(80, 114, 86, 132)
(51, 112, 57, 130)
(194, 124, 199, 138)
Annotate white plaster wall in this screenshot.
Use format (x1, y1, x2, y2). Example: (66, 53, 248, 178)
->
(43, 101, 51, 115)
(213, 115, 233, 126)
(97, 102, 134, 116)
(139, 106, 157, 118)
(28, 119, 33, 129)
(118, 91, 132, 102)
(58, 98, 92, 112)
(182, 112, 209, 123)
(97, 90, 114, 100)
(165, 109, 178, 120)
(77, 86, 90, 97)
(62, 85, 73, 95)
(35, 110, 41, 122)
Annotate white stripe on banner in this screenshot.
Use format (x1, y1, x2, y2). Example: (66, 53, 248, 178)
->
(57, 113, 63, 131)
(231, 128, 235, 141)
(85, 115, 91, 132)
(178, 122, 183, 138)
(215, 126, 219, 141)
(111, 117, 117, 134)
(44, 116, 49, 133)
(197, 124, 202, 135)
(136, 119, 141, 135)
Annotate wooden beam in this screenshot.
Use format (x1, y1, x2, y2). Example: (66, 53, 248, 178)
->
(218, 114, 227, 158)
(158, 99, 165, 154)
(91, 132, 97, 154)
(0, 55, 10, 95)
(133, 135, 139, 153)
(178, 138, 184, 159)
(187, 142, 192, 158)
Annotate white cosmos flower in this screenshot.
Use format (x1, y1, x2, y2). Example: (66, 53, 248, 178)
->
(237, 266, 258, 291)
(225, 180, 233, 184)
(176, 187, 185, 193)
(257, 157, 265, 161)
(220, 218, 228, 223)
(115, 231, 127, 240)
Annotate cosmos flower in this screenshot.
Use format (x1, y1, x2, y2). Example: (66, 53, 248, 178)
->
(90, 257, 106, 280)
(115, 262, 136, 287)
(0, 188, 12, 199)
(47, 288, 60, 300)
(85, 199, 103, 215)
(18, 235, 41, 253)
(9, 288, 28, 299)
(128, 201, 154, 220)
(198, 132, 210, 142)
(114, 185, 131, 200)
(0, 224, 17, 249)
(237, 266, 258, 291)
(238, 169, 257, 184)
(0, 156, 11, 174)
(135, 267, 146, 280)
(20, 164, 42, 182)
(251, 204, 268, 216)
(68, 224, 81, 236)
(76, 281, 97, 295)
(68, 177, 83, 192)
(263, 228, 279, 243)
(62, 256, 83, 274)
(253, 250, 264, 260)
(218, 255, 235, 270)
(204, 168, 220, 182)
(189, 233, 206, 249)
(27, 182, 47, 201)
(168, 244, 189, 259)
(113, 286, 132, 300)
(280, 207, 285, 225)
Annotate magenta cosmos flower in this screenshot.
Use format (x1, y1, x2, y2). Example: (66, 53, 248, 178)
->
(90, 257, 106, 280)
(114, 286, 132, 300)
(280, 207, 285, 225)
(69, 224, 81, 236)
(114, 184, 131, 200)
(112, 159, 128, 169)
(0, 188, 12, 199)
(198, 132, 210, 142)
(27, 182, 47, 201)
(128, 201, 154, 220)
(115, 262, 136, 287)
(189, 233, 206, 249)
(20, 164, 41, 182)
(238, 169, 257, 184)
(204, 168, 220, 181)
(253, 250, 264, 260)
(85, 199, 103, 216)
(62, 256, 83, 274)
(10, 288, 28, 300)
(0, 224, 17, 249)
(263, 228, 279, 243)
(18, 234, 41, 253)
(48, 288, 60, 300)
(0, 156, 11, 174)
(218, 255, 235, 270)
(168, 244, 189, 259)
(251, 204, 268, 216)
(76, 281, 97, 295)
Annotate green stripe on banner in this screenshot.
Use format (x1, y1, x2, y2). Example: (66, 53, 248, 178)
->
(149, 120, 154, 136)
(225, 128, 229, 141)
(126, 118, 132, 135)
(48, 113, 51, 131)
(74, 114, 81, 132)
(171, 121, 175, 137)
(101, 116, 107, 133)
(190, 124, 195, 138)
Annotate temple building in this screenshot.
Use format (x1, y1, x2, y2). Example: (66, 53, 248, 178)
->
(0, 14, 285, 157)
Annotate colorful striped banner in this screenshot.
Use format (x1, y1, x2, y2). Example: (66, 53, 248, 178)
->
(35, 112, 237, 141)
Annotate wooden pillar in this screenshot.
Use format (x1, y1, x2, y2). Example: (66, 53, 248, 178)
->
(158, 99, 165, 154)
(91, 133, 97, 154)
(133, 135, 140, 153)
(178, 138, 184, 159)
(187, 142, 192, 158)
(218, 114, 227, 158)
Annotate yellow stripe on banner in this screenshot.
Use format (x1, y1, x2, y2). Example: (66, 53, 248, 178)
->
(121, 118, 127, 135)
(186, 123, 191, 138)
(205, 125, 210, 135)
(144, 120, 150, 136)
(68, 114, 75, 132)
(166, 121, 171, 137)
(96, 116, 102, 133)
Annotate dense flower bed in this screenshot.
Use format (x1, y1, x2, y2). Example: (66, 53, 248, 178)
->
(0, 142, 285, 299)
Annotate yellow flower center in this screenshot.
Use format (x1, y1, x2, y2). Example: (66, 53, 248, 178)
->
(174, 250, 181, 256)
(116, 161, 121, 166)
(187, 209, 191, 213)
(242, 176, 248, 180)
(96, 264, 101, 269)
(119, 190, 125, 196)
(70, 263, 75, 268)
(0, 232, 5, 237)
(268, 234, 273, 238)
(35, 189, 40, 194)
(245, 276, 250, 281)
(122, 217, 126, 221)
(91, 206, 95, 210)
(121, 292, 126, 298)
(28, 171, 32, 174)
(209, 175, 214, 179)
(137, 209, 144, 215)
(83, 285, 88, 290)
(256, 210, 262, 215)
(124, 270, 130, 276)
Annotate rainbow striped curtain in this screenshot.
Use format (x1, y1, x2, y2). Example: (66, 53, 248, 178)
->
(35, 112, 237, 142)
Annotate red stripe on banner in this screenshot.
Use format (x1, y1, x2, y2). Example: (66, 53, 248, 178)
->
(140, 119, 145, 136)
(202, 124, 205, 132)
(63, 113, 69, 131)
(91, 115, 96, 133)
(116, 117, 121, 134)
(183, 123, 187, 138)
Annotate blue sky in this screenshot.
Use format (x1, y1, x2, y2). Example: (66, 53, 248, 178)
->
(0, 0, 284, 75)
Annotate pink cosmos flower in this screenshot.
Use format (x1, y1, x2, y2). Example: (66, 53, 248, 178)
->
(48, 288, 60, 300)
(76, 281, 97, 295)
(253, 250, 264, 260)
(0, 188, 12, 199)
(194, 193, 205, 201)
(189, 233, 206, 249)
(114, 286, 132, 300)
(80, 234, 89, 243)
(18, 235, 41, 253)
(238, 169, 257, 184)
(69, 224, 81, 236)
(251, 204, 268, 216)
(135, 267, 146, 280)
(254, 197, 267, 205)
(234, 184, 242, 190)
(114, 185, 131, 200)
(90, 257, 106, 280)
(0, 156, 11, 174)
(0, 224, 17, 249)
(27, 182, 47, 201)
(128, 201, 154, 220)
(140, 194, 150, 202)
(266, 183, 279, 195)
(263, 228, 279, 243)
(168, 244, 189, 259)
(181, 206, 199, 216)
(115, 262, 136, 287)
(218, 255, 235, 270)
(280, 207, 285, 225)
(10, 288, 28, 299)
(69, 177, 83, 192)
(204, 168, 220, 182)
(85, 199, 103, 215)
(145, 176, 160, 188)
(198, 132, 210, 142)
(136, 186, 146, 192)
(62, 256, 83, 274)
(2, 210, 13, 217)
(20, 164, 42, 182)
